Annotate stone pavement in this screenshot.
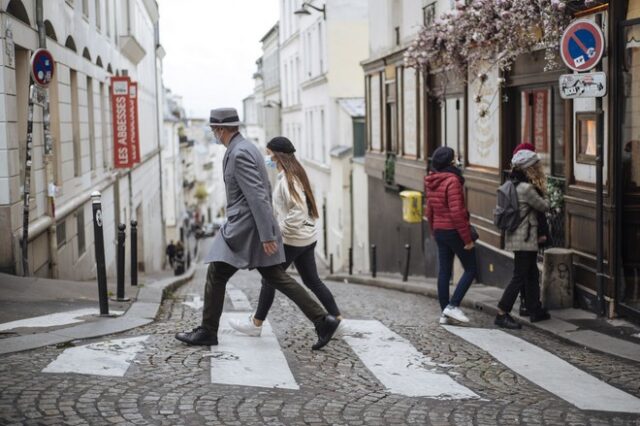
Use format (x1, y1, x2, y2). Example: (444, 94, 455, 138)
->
(1, 247, 640, 425)
(328, 272, 640, 364)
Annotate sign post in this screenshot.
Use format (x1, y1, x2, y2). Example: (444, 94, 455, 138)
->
(21, 49, 55, 276)
(560, 17, 607, 316)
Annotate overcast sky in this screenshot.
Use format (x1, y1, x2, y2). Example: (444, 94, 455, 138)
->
(158, 0, 279, 119)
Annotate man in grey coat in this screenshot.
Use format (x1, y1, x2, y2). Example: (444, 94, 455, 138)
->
(175, 108, 340, 350)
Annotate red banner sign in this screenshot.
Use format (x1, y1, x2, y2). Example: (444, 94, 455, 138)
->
(110, 77, 141, 168)
(128, 82, 140, 165)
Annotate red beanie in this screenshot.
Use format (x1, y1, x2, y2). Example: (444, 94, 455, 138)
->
(513, 143, 536, 155)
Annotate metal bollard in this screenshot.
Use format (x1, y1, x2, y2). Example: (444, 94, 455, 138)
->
(130, 220, 138, 286)
(329, 254, 334, 275)
(370, 244, 377, 278)
(91, 191, 109, 316)
(348, 247, 353, 276)
(402, 244, 411, 282)
(114, 223, 130, 301)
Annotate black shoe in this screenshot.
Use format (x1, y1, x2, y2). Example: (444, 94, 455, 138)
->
(494, 313, 522, 330)
(529, 310, 551, 323)
(312, 315, 340, 350)
(518, 305, 530, 317)
(175, 326, 218, 346)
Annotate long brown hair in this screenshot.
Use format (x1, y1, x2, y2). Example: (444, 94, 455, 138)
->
(523, 161, 547, 196)
(271, 151, 319, 219)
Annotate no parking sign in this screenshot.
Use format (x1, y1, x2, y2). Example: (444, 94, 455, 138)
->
(560, 19, 605, 72)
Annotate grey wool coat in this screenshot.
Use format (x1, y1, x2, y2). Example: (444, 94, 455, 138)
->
(204, 133, 285, 268)
(504, 182, 550, 252)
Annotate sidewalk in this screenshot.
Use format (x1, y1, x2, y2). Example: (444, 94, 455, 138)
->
(0, 239, 199, 355)
(327, 272, 640, 364)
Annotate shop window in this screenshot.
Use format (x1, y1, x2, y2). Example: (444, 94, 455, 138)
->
(438, 95, 465, 164)
(576, 112, 597, 164)
(385, 79, 398, 153)
(516, 87, 565, 176)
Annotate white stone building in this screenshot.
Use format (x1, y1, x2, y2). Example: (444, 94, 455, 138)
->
(162, 88, 186, 244)
(0, 0, 166, 279)
(279, 0, 369, 269)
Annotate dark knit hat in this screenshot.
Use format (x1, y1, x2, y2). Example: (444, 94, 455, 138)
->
(513, 142, 536, 155)
(431, 146, 455, 171)
(267, 136, 296, 154)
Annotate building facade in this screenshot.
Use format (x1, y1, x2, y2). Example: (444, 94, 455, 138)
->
(0, 0, 165, 279)
(363, 0, 640, 321)
(162, 88, 186, 245)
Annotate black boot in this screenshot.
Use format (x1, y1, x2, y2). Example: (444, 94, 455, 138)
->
(494, 313, 522, 330)
(529, 309, 551, 323)
(313, 315, 340, 350)
(175, 326, 218, 346)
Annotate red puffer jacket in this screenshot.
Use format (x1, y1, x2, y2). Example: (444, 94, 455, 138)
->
(425, 172, 472, 244)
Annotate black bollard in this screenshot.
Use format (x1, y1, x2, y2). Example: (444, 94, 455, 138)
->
(329, 254, 334, 275)
(403, 244, 411, 282)
(371, 244, 377, 278)
(348, 247, 353, 276)
(114, 223, 130, 301)
(91, 192, 109, 316)
(130, 220, 138, 286)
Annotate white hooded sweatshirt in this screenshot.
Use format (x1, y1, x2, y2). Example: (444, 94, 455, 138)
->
(272, 171, 318, 247)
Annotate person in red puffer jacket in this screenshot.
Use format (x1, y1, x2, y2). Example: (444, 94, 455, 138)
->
(425, 146, 477, 325)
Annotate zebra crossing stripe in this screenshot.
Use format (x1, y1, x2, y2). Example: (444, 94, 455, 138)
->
(444, 326, 640, 413)
(42, 335, 149, 377)
(0, 308, 123, 331)
(208, 312, 299, 390)
(343, 320, 480, 399)
(226, 284, 253, 311)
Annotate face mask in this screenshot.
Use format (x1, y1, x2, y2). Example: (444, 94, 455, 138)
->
(212, 129, 223, 145)
(264, 155, 277, 169)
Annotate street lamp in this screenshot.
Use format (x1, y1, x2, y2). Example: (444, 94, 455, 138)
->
(294, 2, 326, 19)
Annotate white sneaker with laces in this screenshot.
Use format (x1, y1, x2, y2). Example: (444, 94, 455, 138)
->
(439, 315, 449, 325)
(229, 314, 262, 337)
(443, 305, 469, 323)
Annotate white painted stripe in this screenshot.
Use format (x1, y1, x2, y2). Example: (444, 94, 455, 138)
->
(0, 309, 124, 332)
(444, 326, 640, 413)
(42, 335, 149, 377)
(343, 320, 479, 399)
(226, 284, 253, 311)
(208, 312, 298, 390)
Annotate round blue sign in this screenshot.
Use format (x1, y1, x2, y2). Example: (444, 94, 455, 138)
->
(30, 49, 55, 87)
(560, 20, 604, 72)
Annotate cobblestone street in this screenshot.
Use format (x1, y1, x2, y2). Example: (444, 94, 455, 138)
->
(1, 247, 640, 425)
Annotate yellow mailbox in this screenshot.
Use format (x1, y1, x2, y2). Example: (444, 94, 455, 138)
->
(400, 190, 423, 223)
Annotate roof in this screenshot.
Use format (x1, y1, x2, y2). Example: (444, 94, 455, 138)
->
(337, 98, 365, 118)
(260, 22, 279, 43)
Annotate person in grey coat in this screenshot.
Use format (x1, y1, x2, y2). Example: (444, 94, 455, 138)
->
(495, 150, 551, 329)
(175, 108, 340, 350)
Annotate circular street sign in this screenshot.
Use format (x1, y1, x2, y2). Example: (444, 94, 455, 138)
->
(560, 19, 605, 72)
(30, 48, 55, 88)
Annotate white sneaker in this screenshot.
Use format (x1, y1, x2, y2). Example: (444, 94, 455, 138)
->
(229, 314, 262, 337)
(443, 305, 469, 323)
(439, 315, 449, 325)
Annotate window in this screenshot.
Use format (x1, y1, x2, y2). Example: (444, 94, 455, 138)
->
(70, 70, 81, 176)
(95, 0, 101, 30)
(402, 68, 419, 157)
(76, 208, 86, 255)
(385, 77, 398, 153)
(370, 73, 382, 151)
(57, 221, 66, 248)
(320, 108, 326, 163)
(423, 2, 436, 26)
(106, 0, 110, 37)
(516, 86, 565, 176)
(438, 95, 465, 163)
(576, 112, 598, 164)
(82, 0, 89, 18)
(15, 47, 29, 196)
(318, 21, 324, 74)
(87, 76, 96, 171)
(353, 119, 366, 158)
(100, 81, 108, 169)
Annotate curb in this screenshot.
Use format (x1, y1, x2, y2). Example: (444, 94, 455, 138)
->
(328, 273, 640, 364)
(0, 264, 197, 356)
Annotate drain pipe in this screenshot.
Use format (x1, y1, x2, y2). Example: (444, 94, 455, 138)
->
(37, 0, 59, 278)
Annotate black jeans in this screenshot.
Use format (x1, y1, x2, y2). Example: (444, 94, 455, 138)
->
(498, 251, 543, 314)
(434, 229, 477, 311)
(254, 242, 341, 321)
(201, 261, 327, 334)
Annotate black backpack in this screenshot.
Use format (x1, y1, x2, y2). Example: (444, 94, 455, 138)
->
(493, 180, 522, 232)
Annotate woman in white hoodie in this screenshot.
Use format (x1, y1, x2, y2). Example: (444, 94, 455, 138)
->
(230, 137, 342, 336)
